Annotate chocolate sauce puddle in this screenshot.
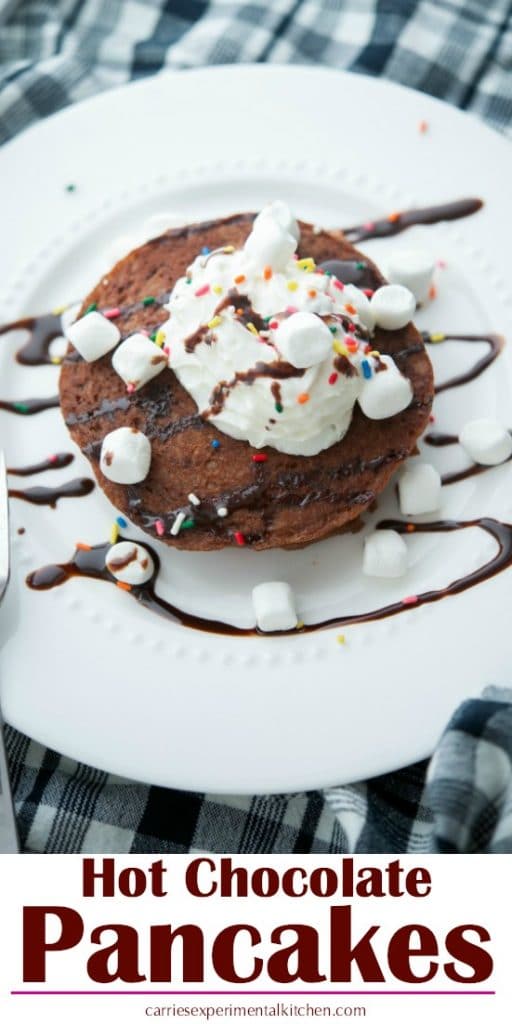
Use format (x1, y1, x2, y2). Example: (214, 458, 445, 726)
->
(9, 477, 95, 507)
(422, 332, 504, 394)
(25, 517, 512, 635)
(342, 198, 483, 244)
(8, 452, 74, 476)
(0, 395, 60, 415)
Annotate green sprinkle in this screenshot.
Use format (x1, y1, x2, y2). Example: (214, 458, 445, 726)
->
(186, 277, 192, 284)
(142, 296, 156, 306)
(181, 517, 196, 529)
(85, 302, 97, 314)
(65, 183, 76, 193)
(324, 270, 333, 277)
(275, 402, 283, 414)
(149, 330, 157, 341)
(14, 402, 29, 414)
(263, 315, 272, 323)
(329, 324, 338, 334)
(356, 261, 366, 270)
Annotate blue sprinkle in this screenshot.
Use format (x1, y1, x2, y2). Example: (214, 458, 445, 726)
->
(202, 246, 211, 255)
(211, 439, 221, 449)
(116, 516, 127, 528)
(361, 359, 372, 380)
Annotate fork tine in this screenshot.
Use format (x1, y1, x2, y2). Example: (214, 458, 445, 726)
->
(0, 451, 10, 598)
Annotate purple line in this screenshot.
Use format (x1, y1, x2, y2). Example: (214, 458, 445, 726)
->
(11, 990, 496, 996)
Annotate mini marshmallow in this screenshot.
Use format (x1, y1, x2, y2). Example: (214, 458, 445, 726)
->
(386, 248, 436, 304)
(253, 200, 300, 242)
(105, 541, 154, 586)
(398, 462, 442, 515)
(358, 354, 413, 420)
(244, 216, 297, 271)
(112, 333, 167, 391)
(274, 312, 332, 368)
(370, 284, 416, 330)
(66, 310, 121, 362)
(363, 530, 408, 578)
(459, 418, 512, 466)
(100, 426, 152, 484)
(252, 581, 298, 633)
(340, 284, 375, 329)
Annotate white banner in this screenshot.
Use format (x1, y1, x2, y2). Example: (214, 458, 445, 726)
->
(0, 854, 509, 1023)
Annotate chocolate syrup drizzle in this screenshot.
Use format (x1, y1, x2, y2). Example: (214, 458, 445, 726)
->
(422, 332, 504, 394)
(9, 477, 95, 507)
(0, 395, 60, 415)
(8, 452, 74, 476)
(342, 198, 483, 244)
(423, 430, 512, 486)
(0, 311, 64, 366)
(25, 517, 512, 635)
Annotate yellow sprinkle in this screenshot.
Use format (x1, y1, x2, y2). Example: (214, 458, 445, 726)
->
(50, 356, 62, 365)
(213, 284, 223, 295)
(333, 340, 349, 356)
(223, 245, 235, 253)
(287, 280, 298, 292)
(155, 330, 166, 347)
(246, 322, 258, 335)
(296, 257, 316, 272)
(110, 523, 119, 544)
(207, 316, 222, 329)
(430, 332, 445, 343)
(337, 634, 346, 645)
(370, 349, 380, 357)
(51, 304, 67, 315)
(296, 620, 305, 630)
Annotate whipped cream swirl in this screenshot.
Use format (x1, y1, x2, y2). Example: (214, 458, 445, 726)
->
(162, 203, 411, 456)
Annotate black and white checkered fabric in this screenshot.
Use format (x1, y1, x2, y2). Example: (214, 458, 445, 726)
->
(2, 0, 512, 854)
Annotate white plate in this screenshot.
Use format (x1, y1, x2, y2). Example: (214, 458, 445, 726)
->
(1, 66, 512, 793)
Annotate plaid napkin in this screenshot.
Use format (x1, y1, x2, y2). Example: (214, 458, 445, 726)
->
(2, 0, 512, 854)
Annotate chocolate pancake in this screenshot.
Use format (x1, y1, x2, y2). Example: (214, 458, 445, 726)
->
(59, 215, 434, 551)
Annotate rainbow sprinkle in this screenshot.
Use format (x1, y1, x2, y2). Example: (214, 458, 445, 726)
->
(116, 516, 127, 528)
(297, 392, 310, 404)
(246, 322, 258, 335)
(155, 519, 165, 537)
(110, 522, 119, 544)
(207, 316, 222, 329)
(252, 453, 268, 463)
(296, 257, 316, 272)
(195, 284, 210, 297)
(328, 372, 338, 385)
(287, 281, 298, 292)
(361, 359, 372, 379)
(234, 531, 246, 546)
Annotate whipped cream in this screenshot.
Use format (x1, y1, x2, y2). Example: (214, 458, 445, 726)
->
(161, 203, 413, 456)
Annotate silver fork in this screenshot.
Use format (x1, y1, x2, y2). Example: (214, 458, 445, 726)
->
(0, 451, 19, 852)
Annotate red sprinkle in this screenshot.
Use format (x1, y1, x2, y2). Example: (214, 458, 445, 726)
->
(104, 307, 121, 319)
(155, 520, 165, 537)
(48, 454, 58, 464)
(285, 306, 298, 315)
(195, 284, 210, 297)
(333, 279, 344, 291)
(328, 372, 338, 385)
(418, 119, 429, 134)
(363, 221, 375, 231)
(234, 531, 246, 546)
(429, 284, 437, 300)
(363, 288, 374, 297)
(269, 320, 279, 330)
(126, 383, 136, 393)
(347, 322, 356, 333)
(252, 454, 268, 462)
(403, 595, 419, 606)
